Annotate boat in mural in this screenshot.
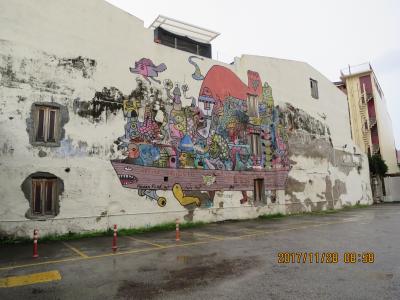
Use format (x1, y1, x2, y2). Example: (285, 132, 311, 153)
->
(111, 58, 290, 207)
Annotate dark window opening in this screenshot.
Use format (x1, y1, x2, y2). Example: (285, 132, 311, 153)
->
(37, 109, 45, 141)
(48, 110, 56, 142)
(154, 27, 212, 58)
(164, 176, 169, 182)
(254, 179, 265, 202)
(34, 105, 60, 144)
(32, 178, 57, 216)
(310, 78, 319, 99)
(45, 181, 53, 213)
(33, 182, 42, 213)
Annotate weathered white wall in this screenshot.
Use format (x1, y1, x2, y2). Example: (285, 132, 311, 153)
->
(238, 56, 372, 212)
(0, 0, 372, 237)
(371, 74, 399, 174)
(384, 177, 400, 202)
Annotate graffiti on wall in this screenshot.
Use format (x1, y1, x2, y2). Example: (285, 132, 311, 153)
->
(129, 58, 167, 85)
(111, 57, 290, 207)
(188, 56, 204, 80)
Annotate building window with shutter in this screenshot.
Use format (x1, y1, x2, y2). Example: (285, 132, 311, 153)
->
(35, 106, 59, 143)
(21, 172, 63, 219)
(32, 178, 57, 216)
(249, 134, 261, 156)
(29, 103, 67, 147)
(247, 94, 259, 118)
(310, 78, 319, 99)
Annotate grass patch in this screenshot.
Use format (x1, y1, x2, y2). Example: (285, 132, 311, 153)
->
(0, 221, 206, 245)
(258, 203, 371, 219)
(289, 203, 371, 217)
(1, 203, 371, 244)
(258, 213, 285, 220)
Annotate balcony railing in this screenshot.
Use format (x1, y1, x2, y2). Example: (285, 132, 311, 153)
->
(369, 117, 377, 128)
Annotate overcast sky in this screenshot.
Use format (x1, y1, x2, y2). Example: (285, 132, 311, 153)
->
(106, 0, 399, 148)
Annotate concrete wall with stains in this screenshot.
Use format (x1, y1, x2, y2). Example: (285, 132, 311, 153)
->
(370, 74, 399, 174)
(0, 0, 372, 237)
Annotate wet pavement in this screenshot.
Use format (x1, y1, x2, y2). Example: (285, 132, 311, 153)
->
(1, 203, 400, 299)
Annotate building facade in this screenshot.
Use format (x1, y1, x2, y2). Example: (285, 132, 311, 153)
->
(0, 0, 372, 238)
(335, 64, 399, 175)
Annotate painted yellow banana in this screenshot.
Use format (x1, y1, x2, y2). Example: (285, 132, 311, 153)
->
(172, 184, 201, 206)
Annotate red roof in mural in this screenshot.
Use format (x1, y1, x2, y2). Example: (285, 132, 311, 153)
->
(199, 65, 262, 102)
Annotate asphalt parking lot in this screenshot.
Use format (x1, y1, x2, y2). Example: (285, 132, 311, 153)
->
(1, 203, 400, 299)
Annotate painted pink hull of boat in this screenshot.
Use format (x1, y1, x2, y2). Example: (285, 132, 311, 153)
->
(111, 160, 289, 191)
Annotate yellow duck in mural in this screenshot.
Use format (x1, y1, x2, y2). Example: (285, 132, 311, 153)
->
(172, 183, 201, 207)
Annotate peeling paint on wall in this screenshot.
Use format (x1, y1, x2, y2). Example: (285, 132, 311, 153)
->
(57, 56, 96, 79)
(73, 87, 124, 122)
(0, 40, 96, 94)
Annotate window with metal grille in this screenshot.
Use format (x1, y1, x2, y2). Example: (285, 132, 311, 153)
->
(310, 78, 319, 99)
(32, 178, 57, 216)
(35, 106, 60, 143)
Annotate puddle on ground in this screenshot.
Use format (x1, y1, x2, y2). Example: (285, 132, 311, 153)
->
(176, 252, 217, 265)
(117, 256, 260, 299)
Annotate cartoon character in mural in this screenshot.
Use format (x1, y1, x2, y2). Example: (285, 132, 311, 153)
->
(188, 56, 205, 80)
(129, 58, 167, 84)
(112, 57, 290, 208)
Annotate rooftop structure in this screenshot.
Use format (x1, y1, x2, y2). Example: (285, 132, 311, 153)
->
(149, 15, 220, 43)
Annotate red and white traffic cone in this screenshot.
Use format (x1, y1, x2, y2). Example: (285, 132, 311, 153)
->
(175, 218, 180, 242)
(112, 224, 117, 252)
(33, 229, 39, 258)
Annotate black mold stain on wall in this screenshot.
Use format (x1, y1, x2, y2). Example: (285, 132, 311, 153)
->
(73, 87, 124, 122)
(26, 102, 69, 147)
(21, 172, 64, 219)
(1, 39, 97, 93)
(73, 80, 154, 123)
(279, 103, 329, 136)
(0, 55, 18, 88)
(57, 56, 97, 79)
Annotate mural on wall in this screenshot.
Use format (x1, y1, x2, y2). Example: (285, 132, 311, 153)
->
(129, 58, 167, 84)
(111, 57, 290, 207)
(188, 56, 204, 80)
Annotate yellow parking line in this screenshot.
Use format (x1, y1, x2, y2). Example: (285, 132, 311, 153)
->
(0, 218, 360, 272)
(0, 270, 61, 288)
(62, 242, 89, 258)
(124, 236, 165, 248)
